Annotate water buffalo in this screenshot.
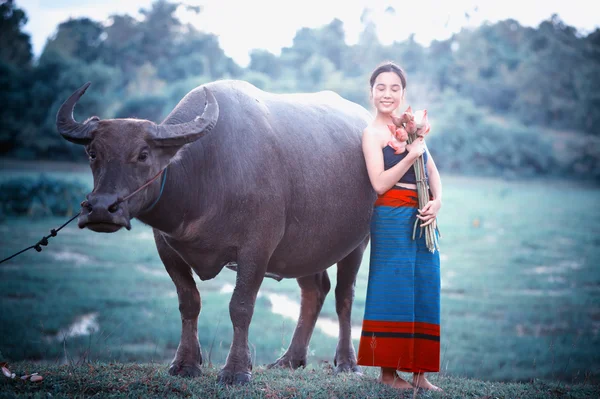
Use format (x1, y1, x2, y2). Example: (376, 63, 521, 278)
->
(56, 80, 376, 384)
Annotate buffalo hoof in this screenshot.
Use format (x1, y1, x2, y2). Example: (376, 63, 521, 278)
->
(334, 363, 362, 374)
(168, 362, 202, 378)
(268, 356, 306, 369)
(217, 369, 252, 385)
(333, 357, 362, 374)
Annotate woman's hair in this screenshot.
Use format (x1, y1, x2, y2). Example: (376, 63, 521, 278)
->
(369, 61, 407, 90)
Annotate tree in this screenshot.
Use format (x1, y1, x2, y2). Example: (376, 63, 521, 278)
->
(249, 49, 282, 79)
(21, 52, 120, 160)
(42, 18, 104, 63)
(0, 0, 32, 67)
(511, 15, 588, 129)
(298, 54, 336, 90)
(0, 0, 32, 155)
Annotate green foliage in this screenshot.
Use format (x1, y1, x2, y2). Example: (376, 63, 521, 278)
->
(0, 175, 89, 218)
(41, 17, 104, 64)
(115, 95, 169, 122)
(0, 0, 32, 67)
(162, 75, 214, 113)
(18, 52, 121, 160)
(426, 91, 560, 178)
(0, 61, 32, 155)
(1, 1, 599, 181)
(249, 49, 283, 79)
(238, 70, 271, 91)
(0, 0, 33, 155)
(298, 55, 337, 90)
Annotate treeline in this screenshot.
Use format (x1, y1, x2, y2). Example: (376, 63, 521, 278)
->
(1, 0, 599, 180)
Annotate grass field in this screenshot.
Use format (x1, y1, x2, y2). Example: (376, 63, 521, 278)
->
(1, 162, 599, 385)
(1, 363, 599, 398)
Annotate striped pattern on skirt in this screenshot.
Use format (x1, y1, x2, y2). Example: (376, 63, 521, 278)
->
(357, 187, 440, 372)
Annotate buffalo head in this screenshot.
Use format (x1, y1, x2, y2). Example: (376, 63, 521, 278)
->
(56, 82, 219, 233)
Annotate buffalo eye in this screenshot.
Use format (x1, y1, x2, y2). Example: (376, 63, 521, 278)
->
(88, 150, 97, 161)
(138, 151, 149, 162)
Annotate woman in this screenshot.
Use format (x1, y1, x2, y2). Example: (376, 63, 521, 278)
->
(357, 62, 443, 391)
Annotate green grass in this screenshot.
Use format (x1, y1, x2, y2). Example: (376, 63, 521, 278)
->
(1, 362, 598, 399)
(1, 163, 599, 385)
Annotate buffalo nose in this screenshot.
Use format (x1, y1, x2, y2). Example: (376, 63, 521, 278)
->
(85, 193, 121, 214)
(80, 200, 92, 212)
(108, 202, 120, 213)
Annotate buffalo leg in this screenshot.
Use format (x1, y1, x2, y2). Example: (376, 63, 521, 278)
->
(217, 257, 266, 385)
(154, 230, 202, 377)
(268, 271, 331, 369)
(334, 237, 368, 373)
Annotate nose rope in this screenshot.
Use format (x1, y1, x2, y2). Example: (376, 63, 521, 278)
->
(139, 166, 168, 213)
(80, 166, 168, 211)
(119, 166, 168, 204)
(1, 166, 170, 265)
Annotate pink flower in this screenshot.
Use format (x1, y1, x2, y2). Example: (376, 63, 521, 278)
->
(394, 125, 408, 142)
(387, 124, 408, 142)
(401, 106, 418, 134)
(414, 110, 431, 137)
(387, 140, 405, 155)
(405, 120, 417, 135)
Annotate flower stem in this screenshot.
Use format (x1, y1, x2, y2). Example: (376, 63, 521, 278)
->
(407, 133, 438, 252)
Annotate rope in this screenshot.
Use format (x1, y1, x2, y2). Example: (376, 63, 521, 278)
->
(141, 167, 168, 213)
(1, 166, 169, 265)
(0, 211, 81, 265)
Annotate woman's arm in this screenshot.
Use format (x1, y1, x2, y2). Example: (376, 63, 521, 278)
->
(417, 146, 442, 226)
(362, 128, 424, 195)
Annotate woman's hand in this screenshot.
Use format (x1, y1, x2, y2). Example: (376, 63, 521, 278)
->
(405, 138, 426, 161)
(417, 198, 441, 227)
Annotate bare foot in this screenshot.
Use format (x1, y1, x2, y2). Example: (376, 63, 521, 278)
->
(413, 374, 443, 391)
(379, 375, 413, 390)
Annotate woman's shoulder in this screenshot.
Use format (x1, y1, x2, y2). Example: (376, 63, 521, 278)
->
(363, 123, 388, 138)
(362, 124, 389, 150)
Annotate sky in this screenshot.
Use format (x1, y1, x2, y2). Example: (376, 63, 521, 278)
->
(17, 0, 599, 67)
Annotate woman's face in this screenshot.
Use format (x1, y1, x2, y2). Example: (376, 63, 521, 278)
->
(371, 71, 404, 115)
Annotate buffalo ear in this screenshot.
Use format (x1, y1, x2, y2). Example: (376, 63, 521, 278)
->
(147, 87, 219, 147)
(56, 82, 97, 145)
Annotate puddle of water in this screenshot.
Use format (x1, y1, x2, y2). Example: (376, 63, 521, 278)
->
(315, 317, 362, 341)
(220, 283, 234, 294)
(51, 250, 92, 266)
(524, 260, 583, 275)
(136, 265, 167, 278)
(267, 293, 300, 320)
(558, 260, 582, 270)
(261, 291, 363, 340)
(218, 283, 263, 298)
(50, 312, 99, 341)
(515, 321, 571, 337)
(509, 289, 568, 297)
(219, 285, 363, 339)
(524, 266, 561, 275)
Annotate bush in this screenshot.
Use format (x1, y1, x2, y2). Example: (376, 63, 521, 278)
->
(0, 175, 89, 218)
(115, 94, 169, 122)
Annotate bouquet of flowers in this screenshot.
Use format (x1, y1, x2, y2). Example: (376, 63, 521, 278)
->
(390, 107, 439, 253)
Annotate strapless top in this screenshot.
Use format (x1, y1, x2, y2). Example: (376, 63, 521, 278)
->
(382, 145, 429, 184)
